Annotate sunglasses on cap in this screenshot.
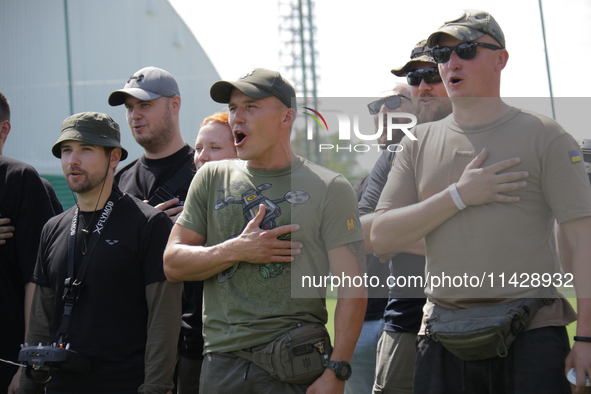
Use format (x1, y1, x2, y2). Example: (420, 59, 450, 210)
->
(432, 42, 503, 63)
(406, 67, 442, 86)
(367, 94, 411, 115)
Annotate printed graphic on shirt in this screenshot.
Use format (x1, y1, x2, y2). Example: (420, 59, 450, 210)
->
(214, 182, 310, 283)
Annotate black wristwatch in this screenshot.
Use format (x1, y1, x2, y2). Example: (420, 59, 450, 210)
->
(326, 360, 352, 381)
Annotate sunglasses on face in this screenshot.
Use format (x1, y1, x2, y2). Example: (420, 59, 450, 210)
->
(367, 94, 411, 115)
(432, 42, 503, 63)
(406, 67, 442, 86)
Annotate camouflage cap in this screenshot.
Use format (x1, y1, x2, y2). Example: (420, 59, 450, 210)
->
(52, 112, 128, 160)
(391, 39, 436, 77)
(427, 9, 505, 49)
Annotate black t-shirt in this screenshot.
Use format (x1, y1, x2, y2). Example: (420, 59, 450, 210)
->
(114, 145, 203, 358)
(114, 145, 195, 207)
(0, 156, 56, 386)
(358, 149, 426, 333)
(32, 186, 172, 393)
(41, 177, 64, 215)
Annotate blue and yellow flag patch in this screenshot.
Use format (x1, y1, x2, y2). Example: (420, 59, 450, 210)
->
(570, 151, 582, 163)
(346, 217, 361, 231)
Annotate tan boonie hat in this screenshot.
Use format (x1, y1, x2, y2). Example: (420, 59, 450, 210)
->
(427, 9, 505, 49)
(52, 112, 128, 160)
(391, 39, 436, 77)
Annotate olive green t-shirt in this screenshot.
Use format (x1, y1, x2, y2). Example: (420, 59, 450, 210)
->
(177, 156, 364, 354)
(376, 107, 591, 330)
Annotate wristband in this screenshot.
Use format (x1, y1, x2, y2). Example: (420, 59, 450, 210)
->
(574, 336, 591, 343)
(449, 183, 467, 211)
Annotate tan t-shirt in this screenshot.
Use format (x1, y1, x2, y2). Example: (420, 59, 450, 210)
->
(376, 107, 591, 330)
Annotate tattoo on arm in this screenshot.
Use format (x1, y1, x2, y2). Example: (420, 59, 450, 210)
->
(347, 240, 366, 275)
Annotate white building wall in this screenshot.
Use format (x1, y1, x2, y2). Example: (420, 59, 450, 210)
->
(0, 0, 223, 175)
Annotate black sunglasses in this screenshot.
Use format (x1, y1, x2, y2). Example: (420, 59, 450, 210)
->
(432, 42, 502, 63)
(406, 67, 442, 86)
(367, 94, 411, 115)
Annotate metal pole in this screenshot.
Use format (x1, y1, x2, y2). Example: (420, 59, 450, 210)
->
(297, 0, 310, 159)
(538, 0, 556, 120)
(64, 0, 74, 115)
(306, 0, 320, 164)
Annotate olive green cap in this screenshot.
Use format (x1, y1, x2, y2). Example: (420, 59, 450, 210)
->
(52, 112, 128, 160)
(427, 9, 505, 49)
(210, 68, 296, 109)
(391, 39, 436, 77)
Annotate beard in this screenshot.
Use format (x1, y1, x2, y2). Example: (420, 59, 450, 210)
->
(413, 95, 453, 124)
(133, 103, 174, 154)
(66, 166, 107, 194)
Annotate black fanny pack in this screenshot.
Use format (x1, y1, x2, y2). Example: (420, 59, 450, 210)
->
(425, 287, 558, 361)
(234, 323, 332, 385)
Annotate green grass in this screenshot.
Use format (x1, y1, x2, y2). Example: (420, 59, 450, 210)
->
(325, 297, 337, 341)
(326, 297, 578, 347)
(567, 298, 577, 347)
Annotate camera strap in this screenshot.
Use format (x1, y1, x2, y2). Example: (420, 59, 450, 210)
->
(147, 162, 193, 206)
(57, 188, 123, 343)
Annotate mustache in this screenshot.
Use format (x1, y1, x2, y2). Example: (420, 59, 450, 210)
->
(68, 166, 86, 174)
(415, 92, 436, 99)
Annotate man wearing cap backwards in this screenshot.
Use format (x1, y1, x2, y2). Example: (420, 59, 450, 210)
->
(371, 9, 591, 393)
(18, 112, 181, 394)
(164, 68, 367, 394)
(361, 41, 452, 394)
(109, 66, 194, 221)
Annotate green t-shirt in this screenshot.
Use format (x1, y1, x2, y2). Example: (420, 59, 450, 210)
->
(177, 156, 364, 354)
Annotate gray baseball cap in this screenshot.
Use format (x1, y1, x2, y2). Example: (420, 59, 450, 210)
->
(108, 66, 180, 106)
(210, 68, 296, 109)
(53, 112, 128, 160)
(391, 39, 436, 77)
(427, 9, 505, 48)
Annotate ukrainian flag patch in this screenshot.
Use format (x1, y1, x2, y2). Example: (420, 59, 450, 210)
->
(570, 151, 582, 163)
(346, 217, 361, 231)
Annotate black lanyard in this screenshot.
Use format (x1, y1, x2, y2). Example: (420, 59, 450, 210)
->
(57, 189, 122, 343)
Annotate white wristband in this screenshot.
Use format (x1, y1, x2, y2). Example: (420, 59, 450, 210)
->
(449, 183, 467, 210)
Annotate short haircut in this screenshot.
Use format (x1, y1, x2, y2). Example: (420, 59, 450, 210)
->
(0, 92, 10, 123)
(104, 146, 115, 157)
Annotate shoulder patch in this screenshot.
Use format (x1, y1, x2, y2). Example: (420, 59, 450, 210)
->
(570, 151, 582, 163)
(346, 217, 361, 231)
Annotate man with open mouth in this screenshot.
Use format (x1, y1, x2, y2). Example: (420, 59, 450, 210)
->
(371, 9, 591, 394)
(164, 68, 367, 394)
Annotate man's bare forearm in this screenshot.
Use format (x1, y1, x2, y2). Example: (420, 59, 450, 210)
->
(164, 235, 242, 283)
(362, 211, 426, 259)
(560, 216, 591, 392)
(360, 213, 376, 254)
(164, 207, 301, 283)
(372, 188, 458, 256)
(327, 241, 367, 361)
